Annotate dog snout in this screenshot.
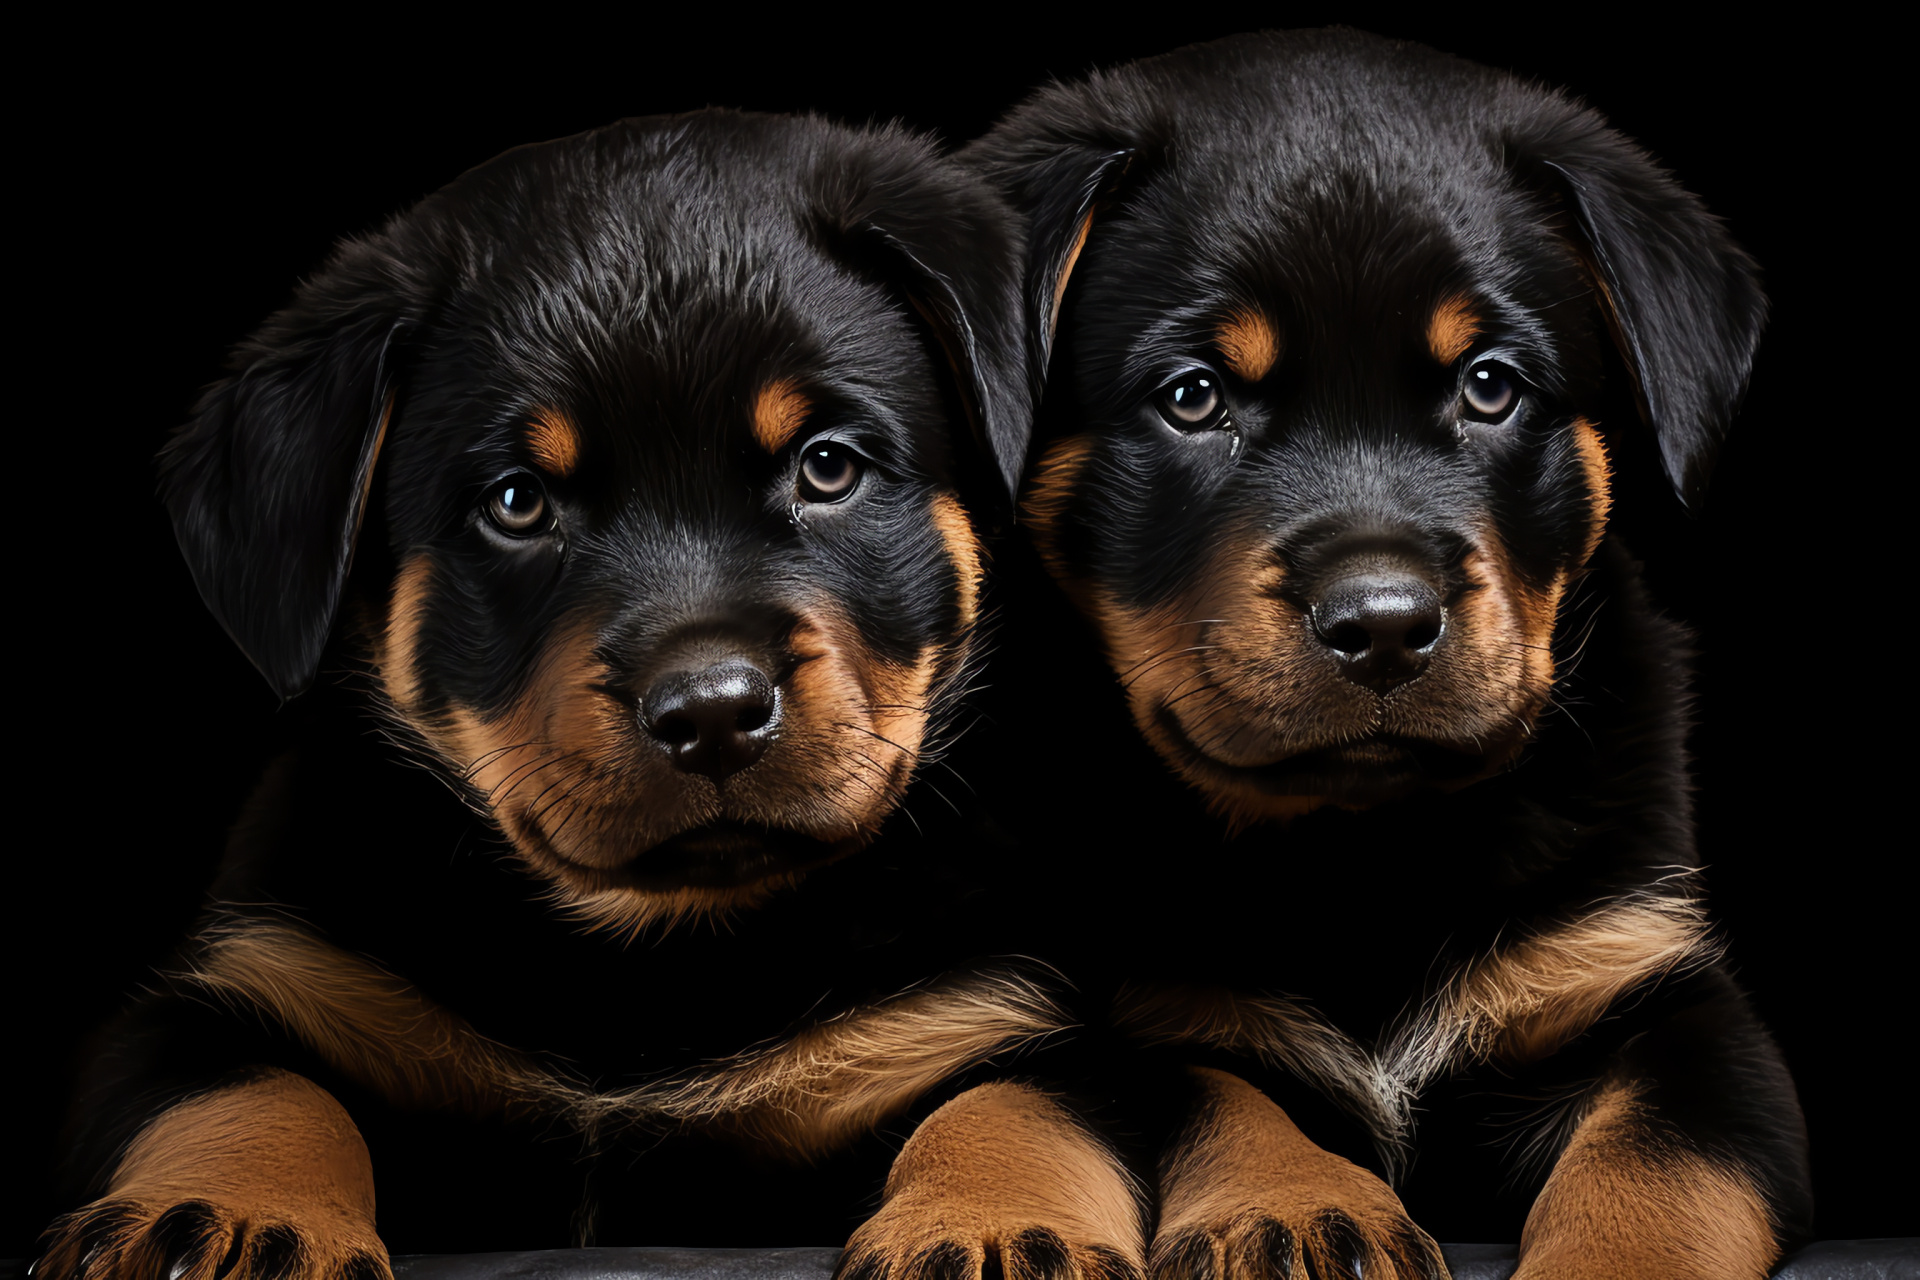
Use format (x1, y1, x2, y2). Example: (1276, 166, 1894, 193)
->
(1309, 567, 1446, 693)
(640, 657, 782, 781)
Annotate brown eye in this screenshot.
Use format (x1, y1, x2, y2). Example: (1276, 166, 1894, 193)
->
(1158, 371, 1227, 431)
(798, 443, 862, 503)
(1463, 360, 1520, 422)
(484, 473, 550, 535)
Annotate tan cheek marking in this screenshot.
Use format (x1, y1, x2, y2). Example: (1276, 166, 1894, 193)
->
(527, 408, 581, 478)
(842, 1081, 1145, 1274)
(376, 553, 435, 714)
(1573, 417, 1613, 569)
(655, 970, 1071, 1160)
(779, 612, 929, 831)
(1154, 1068, 1440, 1277)
(929, 492, 983, 634)
(752, 378, 811, 453)
(1216, 308, 1280, 382)
(1457, 536, 1557, 703)
(1427, 294, 1483, 365)
(1021, 434, 1094, 573)
(1050, 210, 1096, 341)
(1520, 1084, 1777, 1279)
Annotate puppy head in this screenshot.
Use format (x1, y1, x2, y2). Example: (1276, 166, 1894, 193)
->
(972, 31, 1762, 824)
(163, 112, 1028, 932)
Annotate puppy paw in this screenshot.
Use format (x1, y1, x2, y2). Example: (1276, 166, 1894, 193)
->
(836, 1082, 1147, 1280)
(35, 1196, 390, 1280)
(839, 1216, 1142, 1280)
(1152, 1206, 1444, 1280)
(1152, 1070, 1446, 1280)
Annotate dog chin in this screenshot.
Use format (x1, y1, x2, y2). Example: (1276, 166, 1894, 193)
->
(516, 816, 855, 892)
(1153, 705, 1510, 809)
(628, 821, 854, 888)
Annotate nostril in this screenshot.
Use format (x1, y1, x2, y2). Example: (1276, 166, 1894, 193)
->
(1324, 620, 1374, 655)
(735, 703, 773, 734)
(1405, 616, 1443, 652)
(652, 711, 700, 746)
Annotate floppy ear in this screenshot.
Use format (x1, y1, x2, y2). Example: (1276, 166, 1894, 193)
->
(964, 138, 1135, 397)
(827, 146, 1035, 513)
(160, 243, 412, 700)
(1512, 115, 1766, 507)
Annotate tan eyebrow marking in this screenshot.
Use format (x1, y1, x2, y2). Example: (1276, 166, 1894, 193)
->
(527, 409, 581, 477)
(752, 379, 812, 453)
(1215, 309, 1281, 382)
(1427, 295, 1484, 365)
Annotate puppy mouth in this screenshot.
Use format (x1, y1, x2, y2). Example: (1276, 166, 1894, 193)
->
(1154, 705, 1495, 804)
(625, 820, 852, 889)
(515, 815, 854, 892)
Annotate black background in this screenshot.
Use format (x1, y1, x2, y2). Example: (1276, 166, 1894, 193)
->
(10, 12, 1909, 1254)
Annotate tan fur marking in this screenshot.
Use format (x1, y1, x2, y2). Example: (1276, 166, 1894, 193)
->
(1113, 892, 1719, 1172)
(527, 408, 582, 477)
(930, 492, 984, 634)
(1021, 434, 1094, 574)
(752, 378, 811, 453)
(177, 918, 579, 1117)
(1425, 894, 1719, 1067)
(1427, 295, 1483, 364)
(649, 970, 1072, 1160)
(1517, 1084, 1776, 1279)
(1573, 417, 1613, 570)
(1050, 211, 1095, 341)
(1114, 984, 1395, 1146)
(843, 1082, 1146, 1277)
(38, 1071, 389, 1279)
(1154, 1069, 1440, 1280)
(174, 921, 1065, 1162)
(1215, 309, 1280, 382)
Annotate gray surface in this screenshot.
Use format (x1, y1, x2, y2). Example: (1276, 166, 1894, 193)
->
(388, 1240, 1920, 1280)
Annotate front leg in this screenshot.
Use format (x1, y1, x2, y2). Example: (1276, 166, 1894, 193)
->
(1151, 1068, 1446, 1280)
(837, 1082, 1147, 1280)
(38, 1068, 388, 1280)
(1516, 975, 1810, 1280)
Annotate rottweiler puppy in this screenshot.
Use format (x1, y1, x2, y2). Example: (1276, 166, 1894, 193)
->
(40, 111, 1056, 1276)
(837, 31, 1810, 1280)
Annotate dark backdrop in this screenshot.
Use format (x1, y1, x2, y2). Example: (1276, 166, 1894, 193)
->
(11, 12, 1908, 1253)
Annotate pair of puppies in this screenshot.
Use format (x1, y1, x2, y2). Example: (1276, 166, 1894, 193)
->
(46, 29, 1809, 1280)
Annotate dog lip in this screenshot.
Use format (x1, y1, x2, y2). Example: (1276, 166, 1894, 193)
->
(1154, 705, 1490, 802)
(622, 820, 848, 888)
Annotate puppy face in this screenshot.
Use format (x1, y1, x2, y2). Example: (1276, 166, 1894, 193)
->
(165, 113, 1026, 930)
(977, 32, 1760, 824)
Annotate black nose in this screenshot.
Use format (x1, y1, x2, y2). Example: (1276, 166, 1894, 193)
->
(1311, 571, 1445, 692)
(640, 660, 781, 781)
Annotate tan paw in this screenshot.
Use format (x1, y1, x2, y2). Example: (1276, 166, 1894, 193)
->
(836, 1082, 1147, 1280)
(839, 1212, 1142, 1280)
(35, 1196, 390, 1280)
(1151, 1206, 1445, 1280)
(1151, 1069, 1446, 1280)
